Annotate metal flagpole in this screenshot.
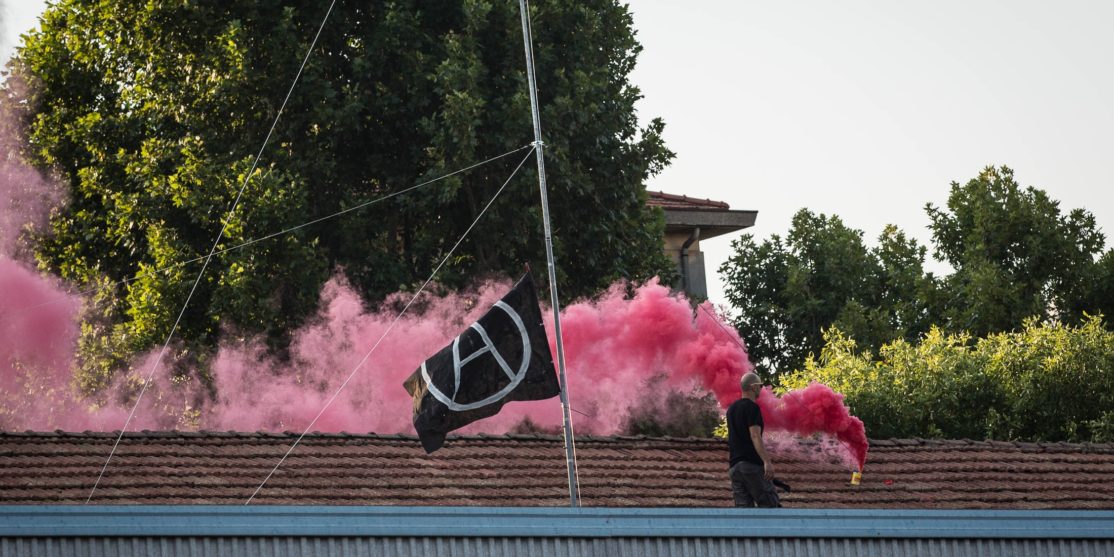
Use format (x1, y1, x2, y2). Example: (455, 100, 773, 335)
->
(517, 0, 580, 507)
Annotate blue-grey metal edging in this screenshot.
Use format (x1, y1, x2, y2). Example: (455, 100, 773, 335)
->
(2, 506, 1113, 539)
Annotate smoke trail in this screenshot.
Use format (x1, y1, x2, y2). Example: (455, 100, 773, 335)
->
(757, 383, 870, 470)
(0, 70, 86, 430)
(1, 263, 872, 473)
(0, 274, 752, 435)
(147, 275, 865, 475)
(203, 275, 754, 436)
(692, 302, 870, 469)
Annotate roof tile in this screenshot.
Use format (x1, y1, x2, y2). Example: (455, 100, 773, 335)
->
(2, 432, 1113, 508)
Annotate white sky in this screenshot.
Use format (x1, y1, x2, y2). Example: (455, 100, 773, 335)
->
(629, 0, 1114, 305)
(5, 1, 1114, 307)
(0, 1, 37, 70)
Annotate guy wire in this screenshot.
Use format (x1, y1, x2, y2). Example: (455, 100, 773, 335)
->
(1, 144, 532, 321)
(244, 145, 536, 504)
(85, 0, 339, 504)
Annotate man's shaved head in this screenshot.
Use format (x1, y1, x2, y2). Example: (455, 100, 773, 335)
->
(740, 373, 763, 389)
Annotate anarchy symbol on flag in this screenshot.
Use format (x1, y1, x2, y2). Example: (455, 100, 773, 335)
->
(420, 301, 532, 411)
(404, 272, 560, 453)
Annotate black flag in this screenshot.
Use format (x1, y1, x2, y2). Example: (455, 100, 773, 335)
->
(404, 272, 561, 453)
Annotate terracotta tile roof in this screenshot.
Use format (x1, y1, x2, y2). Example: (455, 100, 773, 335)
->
(646, 191, 731, 210)
(2, 431, 1113, 509)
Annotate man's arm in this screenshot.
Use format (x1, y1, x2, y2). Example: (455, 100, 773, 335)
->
(749, 425, 775, 480)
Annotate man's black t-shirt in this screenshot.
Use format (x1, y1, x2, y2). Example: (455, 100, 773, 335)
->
(726, 398, 764, 468)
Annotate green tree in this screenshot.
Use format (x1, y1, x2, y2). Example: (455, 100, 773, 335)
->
(783, 316, 1114, 442)
(719, 209, 934, 377)
(721, 166, 1108, 381)
(1088, 249, 1114, 319)
(872, 224, 941, 340)
(783, 327, 1002, 440)
(6, 0, 673, 389)
(926, 165, 1106, 335)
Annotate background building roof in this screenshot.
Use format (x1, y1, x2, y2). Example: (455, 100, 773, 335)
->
(646, 191, 731, 210)
(646, 191, 757, 240)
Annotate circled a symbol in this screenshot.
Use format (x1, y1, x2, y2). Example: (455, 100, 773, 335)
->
(421, 301, 531, 411)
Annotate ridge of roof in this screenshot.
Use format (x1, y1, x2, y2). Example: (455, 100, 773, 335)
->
(4, 430, 1114, 452)
(646, 190, 731, 210)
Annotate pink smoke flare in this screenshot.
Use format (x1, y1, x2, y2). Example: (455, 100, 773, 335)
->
(757, 382, 869, 470)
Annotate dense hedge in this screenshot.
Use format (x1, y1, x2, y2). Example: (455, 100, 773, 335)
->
(781, 315, 1114, 442)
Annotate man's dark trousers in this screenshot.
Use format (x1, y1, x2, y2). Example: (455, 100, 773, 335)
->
(729, 461, 780, 508)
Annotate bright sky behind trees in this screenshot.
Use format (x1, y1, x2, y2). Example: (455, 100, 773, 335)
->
(628, 0, 1114, 304)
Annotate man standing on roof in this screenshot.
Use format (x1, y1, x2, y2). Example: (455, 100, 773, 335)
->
(726, 372, 780, 507)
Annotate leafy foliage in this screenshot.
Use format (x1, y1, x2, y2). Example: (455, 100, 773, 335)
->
(926, 166, 1106, 335)
(721, 166, 1109, 378)
(1092, 250, 1114, 318)
(782, 316, 1114, 442)
(719, 210, 937, 377)
(5, 0, 674, 387)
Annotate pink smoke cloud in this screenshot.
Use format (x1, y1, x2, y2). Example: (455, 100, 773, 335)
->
(0, 264, 871, 473)
(200, 276, 753, 436)
(0, 273, 756, 435)
(0, 256, 89, 430)
(0, 82, 90, 430)
(202, 277, 511, 434)
(758, 382, 869, 471)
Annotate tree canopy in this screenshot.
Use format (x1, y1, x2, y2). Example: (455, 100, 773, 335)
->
(719, 209, 938, 376)
(721, 166, 1110, 378)
(5, 0, 674, 387)
(927, 166, 1106, 336)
